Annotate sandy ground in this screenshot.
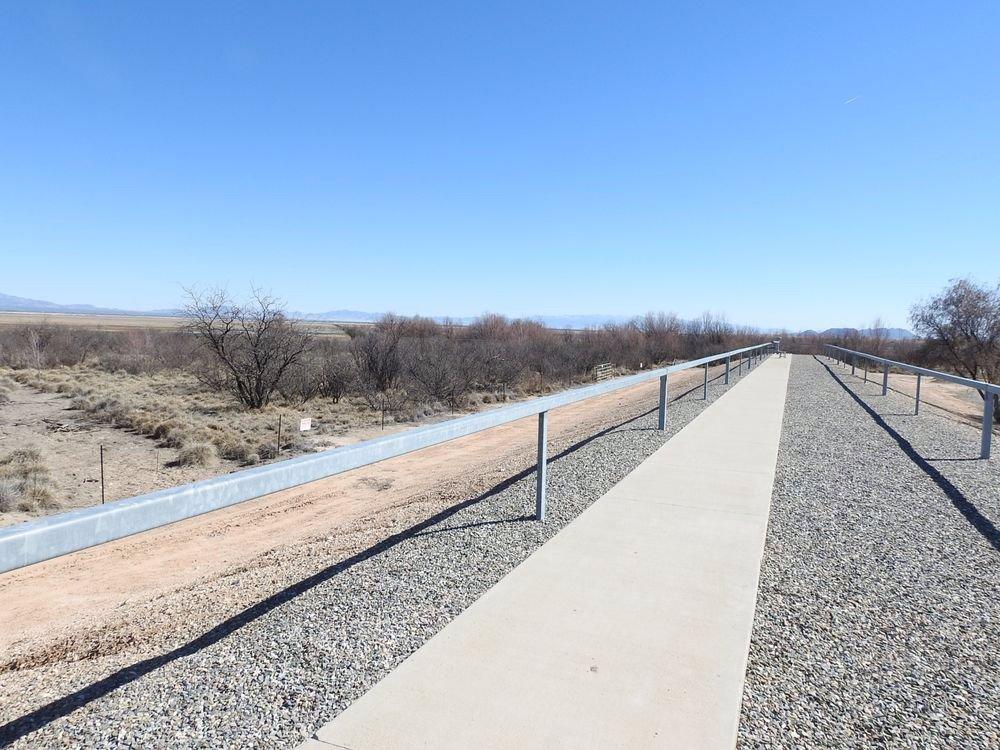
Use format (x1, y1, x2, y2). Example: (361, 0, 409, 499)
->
(0, 383, 227, 526)
(834, 361, 994, 427)
(0, 375, 568, 527)
(0, 364, 724, 680)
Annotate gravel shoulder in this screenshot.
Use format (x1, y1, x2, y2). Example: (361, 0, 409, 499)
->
(739, 355, 999, 749)
(0, 360, 756, 748)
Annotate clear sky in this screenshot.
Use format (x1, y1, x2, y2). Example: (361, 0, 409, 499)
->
(2, 2, 997, 331)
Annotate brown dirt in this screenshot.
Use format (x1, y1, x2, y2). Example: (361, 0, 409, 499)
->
(845, 365, 995, 428)
(0, 365, 721, 680)
(0, 381, 230, 526)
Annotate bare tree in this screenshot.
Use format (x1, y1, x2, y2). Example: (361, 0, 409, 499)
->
(351, 314, 408, 427)
(184, 287, 313, 409)
(911, 278, 1000, 421)
(318, 350, 355, 403)
(866, 317, 889, 357)
(408, 337, 478, 408)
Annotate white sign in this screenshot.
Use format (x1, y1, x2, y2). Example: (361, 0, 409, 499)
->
(299, 418, 312, 432)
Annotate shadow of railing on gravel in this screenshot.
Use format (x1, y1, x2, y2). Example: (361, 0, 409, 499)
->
(0, 363, 751, 745)
(816, 356, 1000, 554)
(2, 375, 727, 744)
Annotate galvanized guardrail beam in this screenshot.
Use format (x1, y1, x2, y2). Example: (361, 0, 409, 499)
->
(825, 344, 998, 459)
(0, 342, 776, 574)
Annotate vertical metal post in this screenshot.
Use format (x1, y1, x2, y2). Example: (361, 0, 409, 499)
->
(863, 360, 868, 383)
(100, 444, 105, 505)
(851, 356, 856, 376)
(536, 411, 548, 519)
(882, 363, 889, 396)
(703, 364, 708, 399)
(725, 357, 731, 385)
(915, 374, 922, 415)
(657, 374, 668, 431)
(981, 393, 994, 460)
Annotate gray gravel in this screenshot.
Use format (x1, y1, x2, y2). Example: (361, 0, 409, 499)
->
(1, 363, 755, 749)
(739, 355, 1000, 749)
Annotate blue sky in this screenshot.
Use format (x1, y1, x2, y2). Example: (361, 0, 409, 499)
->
(1, 1, 997, 330)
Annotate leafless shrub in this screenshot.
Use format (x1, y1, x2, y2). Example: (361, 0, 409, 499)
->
(407, 338, 478, 408)
(184, 286, 313, 409)
(257, 442, 279, 460)
(351, 314, 409, 427)
(911, 277, 1000, 421)
(0, 446, 56, 513)
(317, 351, 355, 403)
(176, 442, 218, 467)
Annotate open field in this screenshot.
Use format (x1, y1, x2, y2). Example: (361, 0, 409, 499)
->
(1, 355, 996, 748)
(0, 311, 353, 338)
(0, 363, 585, 526)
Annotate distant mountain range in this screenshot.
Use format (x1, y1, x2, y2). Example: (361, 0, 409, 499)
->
(0, 292, 916, 337)
(0, 292, 180, 317)
(0, 291, 631, 330)
(795, 327, 916, 340)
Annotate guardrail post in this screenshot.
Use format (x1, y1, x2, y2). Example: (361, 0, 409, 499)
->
(536, 411, 548, 520)
(725, 357, 731, 384)
(703, 364, 709, 399)
(863, 360, 869, 383)
(851, 356, 856, 376)
(882, 363, 889, 396)
(981, 394, 994, 459)
(915, 374, 922, 415)
(657, 374, 668, 430)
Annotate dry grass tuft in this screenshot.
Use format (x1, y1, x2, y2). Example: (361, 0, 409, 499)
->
(0, 446, 57, 513)
(176, 442, 218, 467)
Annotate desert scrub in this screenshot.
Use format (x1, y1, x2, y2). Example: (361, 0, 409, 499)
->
(0, 447, 57, 513)
(176, 442, 218, 467)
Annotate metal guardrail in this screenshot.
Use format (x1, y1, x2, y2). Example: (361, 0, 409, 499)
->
(0, 342, 777, 574)
(825, 344, 999, 459)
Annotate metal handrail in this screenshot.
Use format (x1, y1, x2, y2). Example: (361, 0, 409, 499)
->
(0, 342, 776, 573)
(825, 344, 998, 459)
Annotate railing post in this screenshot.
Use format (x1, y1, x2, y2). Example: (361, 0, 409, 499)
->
(536, 411, 548, 520)
(725, 357, 731, 385)
(915, 374, 922, 415)
(738, 353, 743, 376)
(981, 392, 994, 460)
(657, 374, 668, 431)
(863, 360, 868, 383)
(882, 363, 889, 396)
(703, 364, 709, 399)
(851, 356, 856, 376)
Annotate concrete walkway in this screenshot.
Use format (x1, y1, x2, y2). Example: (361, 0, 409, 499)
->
(299, 355, 792, 750)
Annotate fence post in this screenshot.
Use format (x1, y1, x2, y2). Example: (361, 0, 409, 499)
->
(658, 374, 668, 431)
(981, 393, 994, 460)
(882, 363, 889, 396)
(851, 356, 856, 376)
(725, 357, 731, 385)
(863, 360, 868, 383)
(915, 374, 922, 415)
(703, 364, 709, 399)
(536, 411, 548, 519)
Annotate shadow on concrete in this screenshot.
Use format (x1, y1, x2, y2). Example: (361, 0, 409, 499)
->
(817, 356, 1000, 554)
(0, 375, 713, 743)
(0, 361, 758, 744)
